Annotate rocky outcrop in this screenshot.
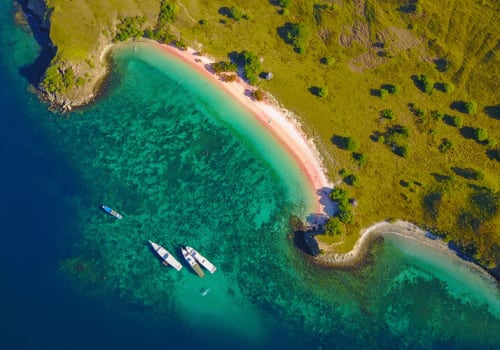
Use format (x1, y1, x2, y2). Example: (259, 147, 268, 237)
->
(18, 0, 113, 111)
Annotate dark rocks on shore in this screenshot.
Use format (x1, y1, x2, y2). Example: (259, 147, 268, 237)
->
(304, 231, 320, 256)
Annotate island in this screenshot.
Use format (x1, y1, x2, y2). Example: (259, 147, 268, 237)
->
(18, 0, 500, 279)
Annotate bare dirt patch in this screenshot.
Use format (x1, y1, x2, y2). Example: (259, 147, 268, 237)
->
(339, 21, 370, 48)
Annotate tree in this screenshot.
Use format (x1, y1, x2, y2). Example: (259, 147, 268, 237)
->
(339, 208, 354, 224)
(317, 86, 328, 97)
(233, 51, 260, 84)
(345, 137, 358, 151)
(158, 0, 177, 26)
(380, 109, 395, 120)
(431, 110, 444, 121)
(475, 128, 488, 142)
(329, 187, 349, 207)
(324, 217, 344, 236)
(443, 82, 455, 93)
(451, 116, 463, 128)
(344, 174, 358, 186)
(416, 74, 434, 94)
(380, 88, 389, 99)
(439, 139, 453, 153)
(464, 101, 478, 115)
(251, 89, 266, 101)
(352, 152, 367, 167)
(279, 0, 292, 8)
(212, 61, 237, 73)
(389, 85, 401, 94)
(286, 23, 311, 53)
(396, 145, 409, 158)
(228, 7, 244, 21)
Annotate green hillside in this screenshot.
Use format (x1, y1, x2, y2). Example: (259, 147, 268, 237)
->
(29, 0, 500, 268)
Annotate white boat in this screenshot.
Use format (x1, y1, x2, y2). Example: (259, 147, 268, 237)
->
(185, 246, 217, 274)
(101, 205, 123, 219)
(149, 240, 182, 271)
(181, 248, 205, 278)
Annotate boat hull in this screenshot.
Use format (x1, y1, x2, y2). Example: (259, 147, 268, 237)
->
(149, 241, 182, 271)
(181, 248, 205, 278)
(186, 246, 216, 274)
(101, 205, 123, 219)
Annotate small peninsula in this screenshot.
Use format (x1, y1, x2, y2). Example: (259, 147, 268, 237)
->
(19, 0, 500, 279)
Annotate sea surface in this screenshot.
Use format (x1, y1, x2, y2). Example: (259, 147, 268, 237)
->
(1, 4, 499, 349)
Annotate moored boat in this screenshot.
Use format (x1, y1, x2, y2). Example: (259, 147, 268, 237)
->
(101, 205, 123, 219)
(181, 248, 205, 278)
(185, 246, 217, 274)
(149, 240, 182, 271)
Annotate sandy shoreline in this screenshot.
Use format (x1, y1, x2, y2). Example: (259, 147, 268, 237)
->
(153, 43, 334, 219)
(316, 219, 498, 284)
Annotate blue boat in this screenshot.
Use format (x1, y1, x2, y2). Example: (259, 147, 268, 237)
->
(101, 205, 123, 219)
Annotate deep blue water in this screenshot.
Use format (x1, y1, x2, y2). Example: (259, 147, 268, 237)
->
(1, 4, 499, 350)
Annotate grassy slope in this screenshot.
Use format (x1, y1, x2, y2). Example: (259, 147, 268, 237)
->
(48, 0, 160, 60)
(46, 0, 499, 265)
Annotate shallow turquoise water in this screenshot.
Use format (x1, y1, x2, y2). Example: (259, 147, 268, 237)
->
(0, 5, 499, 349)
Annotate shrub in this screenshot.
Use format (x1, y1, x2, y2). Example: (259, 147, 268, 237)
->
(220, 73, 237, 82)
(212, 61, 238, 73)
(451, 116, 463, 128)
(329, 187, 349, 206)
(324, 217, 343, 236)
(320, 56, 335, 65)
(431, 110, 444, 121)
(317, 86, 328, 97)
(486, 138, 498, 148)
(286, 23, 311, 52)
(389, 85, 401, 94)
(232, 51, 260, 84)
(279, 0, 292, 8)
(439, 139, 453, 153)
(396, 145, 409, 158)
(115, 16, 146, 41)
(345, 137, 358, 151)
(229, 7, 245, 21)
(443, 82, 455, 93)
(415, 74, 434, 94)
(380, 109, 396, 121)
(414, 108, 425, 117)
(251, 89, 266, 101)
(464, 101, 478, 115)
(380, 88, 389, 99)
(158, 0, 177, 25)
(344, 174, 358, 186)
(475, 128, 488, 142)
(339, 208, 354, 224)
(352, 152, 367, 167)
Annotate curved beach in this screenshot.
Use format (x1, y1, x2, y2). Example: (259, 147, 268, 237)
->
(150, 43, 499, 284)
(317, 220, 497, 282)
(154, 43, 334, 218)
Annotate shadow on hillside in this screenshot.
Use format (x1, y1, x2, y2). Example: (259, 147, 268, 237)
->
(331, 135, 350, 150)
(484, 105, 500, 120)
(459, 126, 476, 140)
(450, 100, 468, 113)
(277, 23, 295, 46)
(431, 173, 452, 182)
(17, 0, 55, 86)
